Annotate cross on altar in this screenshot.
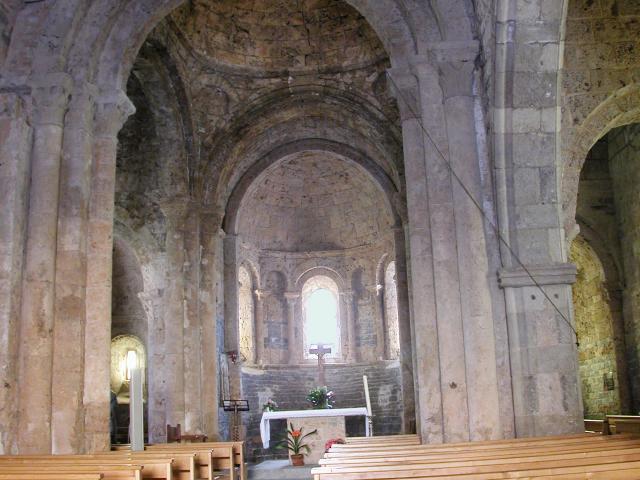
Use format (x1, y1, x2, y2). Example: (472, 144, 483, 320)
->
(309, 344, 331, 386)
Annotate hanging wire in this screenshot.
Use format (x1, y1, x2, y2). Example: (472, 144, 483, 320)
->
(385, 72, 579, 347)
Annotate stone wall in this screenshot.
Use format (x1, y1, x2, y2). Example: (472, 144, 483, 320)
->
(570, 236, 621, 417)
(240, 360, 403, 461)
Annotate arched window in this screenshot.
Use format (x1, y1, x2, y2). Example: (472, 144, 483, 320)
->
(302, 276, 341, 359)
(238, 266, 255, 363)
(384, 261, 401, 359)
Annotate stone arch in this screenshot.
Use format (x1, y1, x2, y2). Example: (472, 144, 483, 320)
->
(563, 83, 640, 237)
(224, 139, 404, 236)
(569, 235, 624, 417)
(296, 266, 346, 292)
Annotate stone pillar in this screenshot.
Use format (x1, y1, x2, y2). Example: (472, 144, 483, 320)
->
(369, 284, 386, 361)
(51, 82, 96, 454)
(341, 290, 357, 362)
(437, 51, 502, 441)
(182, 206, 202, 434)
(0, 91, 33, 454)
(393, 225, 416, 434)
(284, 292, 300, 364)
(17, 73, 72, 453)
(199, 210, 221, 439)
(223, 234, 241, 398)
(387, 65, 443, 443)
(84, 88, 134, 452)
(162, 202, 188, 427)
(493, 0, 582, 436)
(254, 289, 266, 365)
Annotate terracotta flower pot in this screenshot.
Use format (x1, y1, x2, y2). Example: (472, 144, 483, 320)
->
(290, 453, 305, 466)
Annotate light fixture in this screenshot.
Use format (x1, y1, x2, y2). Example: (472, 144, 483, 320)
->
(125, 349, 138, 381)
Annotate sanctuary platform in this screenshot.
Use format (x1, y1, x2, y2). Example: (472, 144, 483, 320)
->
(248, 460, 315, 480)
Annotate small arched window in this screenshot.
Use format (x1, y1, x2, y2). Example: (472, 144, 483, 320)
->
(302, 275, 341, 359)
(384, 261, 400, 359)
(238, 265, 255, 363)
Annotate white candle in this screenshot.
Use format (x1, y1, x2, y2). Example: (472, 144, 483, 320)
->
(363, 375, 372, 417)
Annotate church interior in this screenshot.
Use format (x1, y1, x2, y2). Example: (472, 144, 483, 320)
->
(1, 0, 640, 478)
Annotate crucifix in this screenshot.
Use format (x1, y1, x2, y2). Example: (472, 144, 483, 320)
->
(309, 344, 332, 386)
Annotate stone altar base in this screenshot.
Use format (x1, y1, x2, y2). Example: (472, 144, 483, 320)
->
(249, 460, 315, 480)
(286, 415, 345, 465)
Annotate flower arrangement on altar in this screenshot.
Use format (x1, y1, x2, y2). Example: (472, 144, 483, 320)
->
(306, 386, 335, 409)
(324, 437, 345, 452)
(276, 423, 318, 466)
(262, 399, 278, 412)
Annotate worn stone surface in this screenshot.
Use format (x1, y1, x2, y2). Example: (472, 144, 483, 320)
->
(3, 0, 634, 456)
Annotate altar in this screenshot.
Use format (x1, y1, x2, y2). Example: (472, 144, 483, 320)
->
(260, 407, 369, 464)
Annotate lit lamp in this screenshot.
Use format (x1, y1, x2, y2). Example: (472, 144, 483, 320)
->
(124, 349, 138, 382)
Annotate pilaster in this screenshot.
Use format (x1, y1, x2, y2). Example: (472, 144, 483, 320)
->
(284, 292, 300, 364)
(17, 73, 72, 454)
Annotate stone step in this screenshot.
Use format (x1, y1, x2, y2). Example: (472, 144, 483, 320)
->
(248, 460, 316, 480)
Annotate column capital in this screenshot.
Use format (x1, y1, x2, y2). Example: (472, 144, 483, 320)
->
(284, 292, 300, 303)
(498, 263, 577, 288)
(386, 67, 421, 121)
(94, 87, 135, 138)
(29, 72, 73, 127)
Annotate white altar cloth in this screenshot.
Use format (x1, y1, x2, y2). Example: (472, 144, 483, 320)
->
(259, 407, 369, 448)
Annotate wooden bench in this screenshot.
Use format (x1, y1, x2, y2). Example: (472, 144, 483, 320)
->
(344, 435, 420, 445)
(607, 415, 640, 435)
(0, 463, 144, 480)
(146, 441, 244, 480)
(0, 474, 103, 480)
(320, 437, 640, 466)
(313, 434, 640, 479)
(166, 424, 208, 443)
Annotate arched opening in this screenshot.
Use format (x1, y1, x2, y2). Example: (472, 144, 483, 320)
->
(238, 265, 256, 364)
(570, 236, 621, 417)
(571, 124, 640, 416)
(383, 261, 400, 360)
(302, 276, 341, 360)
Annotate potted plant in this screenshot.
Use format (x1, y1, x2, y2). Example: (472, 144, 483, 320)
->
(276, 423, 318, 466)
(262, 399, 278, 412)
(306, 386, 335, 409)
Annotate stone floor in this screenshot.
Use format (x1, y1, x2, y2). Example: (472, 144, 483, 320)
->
(248, 460, 316, 480)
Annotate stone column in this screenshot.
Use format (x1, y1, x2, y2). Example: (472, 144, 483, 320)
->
(223, 234, 241, 398)
(182, 206, 202, 434)
(341, 290, 357, 362)
(284, 292, 300, 364)
(162, 202, 188, 427)
(84, 88, 135, 452)
(254, 289, 266, 365)
(387, 65, 443, 443)
(393, 225, 416, 433)
(199, 210, 221, 439)
(51, 82, 96, 454)
(370, 283, 386, 361)
(0, 91, 33, 454)
(17, 73, 72, 453)
(436, 49, 502, 441)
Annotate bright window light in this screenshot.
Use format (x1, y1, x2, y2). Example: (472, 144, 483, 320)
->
(302, 275, 341, 359)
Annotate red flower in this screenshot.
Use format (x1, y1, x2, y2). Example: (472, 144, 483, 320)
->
(291, 430, 302, 438)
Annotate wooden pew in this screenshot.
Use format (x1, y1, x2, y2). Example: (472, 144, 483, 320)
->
(607, 415, 640, 434)
(313, 434, 640, 480)
(345, 435, 420, 445)
(325, 432, 615, 456)
(0, 456, 167, 480)
(312, 448, 640, 479)
(319, 437, 640, 466)
(146, 441, 244, 480)
(0, 463, 144, 480)
(0, 471, 102, 480)
(585, 418, 607, 434)
(0, 474, 103, 480)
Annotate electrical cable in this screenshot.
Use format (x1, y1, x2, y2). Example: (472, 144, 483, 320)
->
(386, 72, 579, 346)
